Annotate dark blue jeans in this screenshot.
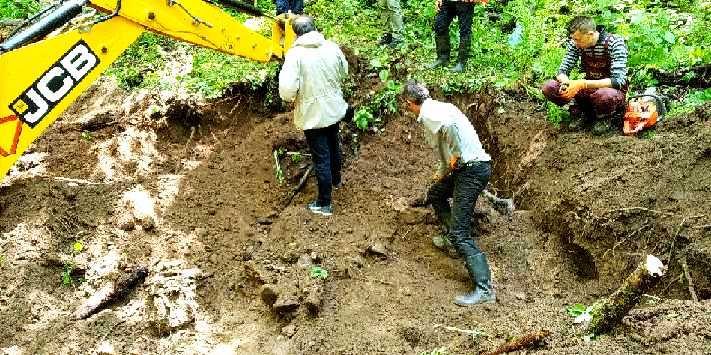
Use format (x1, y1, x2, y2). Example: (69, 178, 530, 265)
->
(427, 161, 491, 257)
(276, 0, 304, 15)
(434, 1, 474, 42)
(304, 122, 342, 206)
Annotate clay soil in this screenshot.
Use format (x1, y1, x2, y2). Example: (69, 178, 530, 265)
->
(1, 76, 710, 355)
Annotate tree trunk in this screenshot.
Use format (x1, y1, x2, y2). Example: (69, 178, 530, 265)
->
(585, 255, 665, 335)
(652, 64, 711, 88)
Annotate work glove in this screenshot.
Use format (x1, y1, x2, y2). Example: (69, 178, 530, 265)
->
(449, 155, 462, 170)
(559, 79, 587, 100)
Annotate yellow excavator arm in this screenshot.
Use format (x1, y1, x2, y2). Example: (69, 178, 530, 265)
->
(0, 0, 295, 179)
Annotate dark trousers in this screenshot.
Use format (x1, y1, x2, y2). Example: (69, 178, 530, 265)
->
(542, 80, 626, 120)
(304, 122, 342, 206)
(434, 1, 474, 42)
(427, 161, 491, 257)
(276, 0, 304, 15)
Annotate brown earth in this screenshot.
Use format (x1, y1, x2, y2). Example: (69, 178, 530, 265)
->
(0, 74, 710, 354)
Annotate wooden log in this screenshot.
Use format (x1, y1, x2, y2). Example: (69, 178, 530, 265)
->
(585, 255, 665, 335)
(72, 267, 149, 320)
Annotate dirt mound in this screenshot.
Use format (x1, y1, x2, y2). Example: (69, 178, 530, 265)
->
(1, 72, 710, 354)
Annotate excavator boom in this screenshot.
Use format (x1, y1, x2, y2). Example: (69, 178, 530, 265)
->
(0, 0, 294, 179)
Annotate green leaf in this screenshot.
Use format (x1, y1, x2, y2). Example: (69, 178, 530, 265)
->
(379, 69, 390, 82)
(566, 303, 587, 317)
(369, 58, 382, 69)
(309, 266, 329, 279)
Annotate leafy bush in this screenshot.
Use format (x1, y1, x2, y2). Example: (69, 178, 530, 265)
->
(667, 88, 711, 117)
(185, 49, 278, 99)
(0, 0, 41, 19)
(105, 32, 177, 89)
(352, 79, 401, 131)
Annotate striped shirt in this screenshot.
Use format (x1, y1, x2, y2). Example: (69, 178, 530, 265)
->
(557, 27, 628, 89)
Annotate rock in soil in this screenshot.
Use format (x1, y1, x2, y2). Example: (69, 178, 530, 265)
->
(281, 324, 297, 338)
(367, 242, 388, 257)
(147, 261, 201, 332)
(304, 285, 323, 315)
(273, 295, 300, 314)
(260, 284, 279, 306)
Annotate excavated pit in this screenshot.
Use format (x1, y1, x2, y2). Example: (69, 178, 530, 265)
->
(0, 66, 710, 354)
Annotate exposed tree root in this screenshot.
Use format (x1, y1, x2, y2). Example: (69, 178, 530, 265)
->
(72, 267, 149, 320)
(483, 330, 550, 355)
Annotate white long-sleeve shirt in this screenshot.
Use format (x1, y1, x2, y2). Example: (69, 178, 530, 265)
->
(417, 99, 491, 177)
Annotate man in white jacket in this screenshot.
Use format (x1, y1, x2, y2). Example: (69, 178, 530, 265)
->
(279, 16, 349, 217)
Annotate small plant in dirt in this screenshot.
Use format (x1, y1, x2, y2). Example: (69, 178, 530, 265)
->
(289, 152, 303, 164)
(420, 348, 448, 355)
(61, 241, 84, 287)
(273, 148, 286, 185)
(309, 266, 329, 280)
(546, 102, 570, 126)
(0, 254, 5, 267)
(80, 130, 93, 142)
(566, 303, 592, 324)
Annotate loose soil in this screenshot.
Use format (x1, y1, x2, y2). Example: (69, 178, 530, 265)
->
(1, 73, 710, 355)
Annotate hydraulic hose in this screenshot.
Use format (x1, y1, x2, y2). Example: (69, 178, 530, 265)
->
(1, 0, 89, 52)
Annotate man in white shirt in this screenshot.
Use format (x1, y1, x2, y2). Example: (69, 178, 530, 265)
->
(403, 81, 495, 306)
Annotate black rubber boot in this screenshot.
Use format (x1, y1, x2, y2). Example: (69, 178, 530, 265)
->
(378, 33, 393, 46)
(451, 38, 470, 73)
(427, 34, 450, 69)
(454, 252, 496, 306)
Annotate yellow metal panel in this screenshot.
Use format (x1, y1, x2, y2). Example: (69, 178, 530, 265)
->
(0, 17, 143, 179)
(90, 0, 283, 61)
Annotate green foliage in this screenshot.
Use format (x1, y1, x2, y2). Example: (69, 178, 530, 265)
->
(105, 9, 277, 97)
(185, 49, 278, 99)
(309, 266, 329, 279)
(667, 88, 711, 117)
(353, 108, 375, 131)
(99, 0, 709, 104)
(353, 80, 402, 131)
(289, 152, 302, 164)
(105, 33, 176, 89)
(61, 262, 74, 287)
(546, 102, 570, 125)
(0, 0, 41, 19)
(0, 254, 5, 267)
(566, 303, 588, 317)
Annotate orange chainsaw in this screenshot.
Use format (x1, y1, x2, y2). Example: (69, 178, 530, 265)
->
(623, 90, 667, 136)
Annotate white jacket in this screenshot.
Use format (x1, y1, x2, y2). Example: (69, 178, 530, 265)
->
(278, 31, 349, 130)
